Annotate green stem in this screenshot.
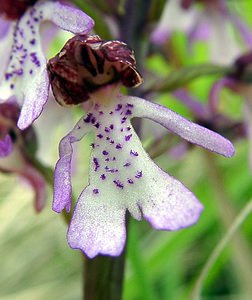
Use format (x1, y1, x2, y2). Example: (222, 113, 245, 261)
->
(83, 252, 126, 300)
(190, 197, 252, 300)
(190, 152, 252, 298)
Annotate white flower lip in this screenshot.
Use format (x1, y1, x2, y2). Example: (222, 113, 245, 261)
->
(53, 93, 234, 258)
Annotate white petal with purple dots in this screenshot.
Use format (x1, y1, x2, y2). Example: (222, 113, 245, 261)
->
(53, 93, 236, 258)
(0, 1, 94, 129)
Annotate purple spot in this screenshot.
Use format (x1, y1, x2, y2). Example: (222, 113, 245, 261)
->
(100, 174, 106, 180)
(29, 69, 33, 74)
(110, 140, 115, 144)
(10, 84, 14, 89)
(125, 134, 132, 141)
(16, 69, 23, 76)
(130, 150, 138, 157)
(123, 162, 131, 167)
(84, 113, 92, 123)
(106, 167, 118, 173)
(121, 117, 127, 124)
(105, 158, 110, 162)
(99, 111, 104, 115)
(109, 111, 113, 115)
(126, 127, 131, 131)
(97, 134, 103, 139)
(95, 122, 100, 128)
(93, 157, 100, 171)
(106, 137, 110, 141)
(5, 73, 12, 80)
(135, 171, 143, 179)
(112, 157, 116, 161)
(120, 128, 123, 132)
(128, 179, 134, 184)
(113, 180, 124, 189)
(116, 143, 122, 149)
(30, 39, 36, 45)
(104, 127, 110, 133)
(109, 124, 114, 130)
(115, 104, 122, 111)
(126, 109, 132, 115)
(93, 189, 99, 194)
(91, 117, 96, 124)
(102, 150, 109, 155)
(30, 52, 40, 67)
(126, 103, 134, 108)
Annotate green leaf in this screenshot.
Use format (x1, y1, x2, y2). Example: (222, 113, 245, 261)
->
(147, 64, 234, 93)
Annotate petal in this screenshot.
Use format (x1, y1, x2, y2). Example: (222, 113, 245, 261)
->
(0, 1, 94, 129)
(0, 134, 13, 157)
(138, 166, 203, 230)
(209, 78, 236, 112)
(53, 137, 73, 213)
(42, 1, 94, 35)
(57, 95, 203, 257)
(17, 67, 49, 129)
(129, 95, 235, 157)
(67, 187, 126, 258)
(53, 116, 92, 213)
(20, 164, 47, 212)
(0, 18, 11, 39)
(0, 19, 15, 83)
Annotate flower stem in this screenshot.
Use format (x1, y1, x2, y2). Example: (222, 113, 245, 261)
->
(190, 196, 252, 300)
(83, 251, 126, 300)
(191, 152, 252, 297)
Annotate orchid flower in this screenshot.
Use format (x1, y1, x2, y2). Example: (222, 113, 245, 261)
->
(49, 35, 235, 258)
(151, 0, 252, 64)
(0, 0, 94, 130)
(0, 100, 47, 212)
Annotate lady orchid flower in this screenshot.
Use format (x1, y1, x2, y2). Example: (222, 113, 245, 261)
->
(0, 99, 47, 212)
(0, 0, 94, 130)
(48, 35, 235, 258)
